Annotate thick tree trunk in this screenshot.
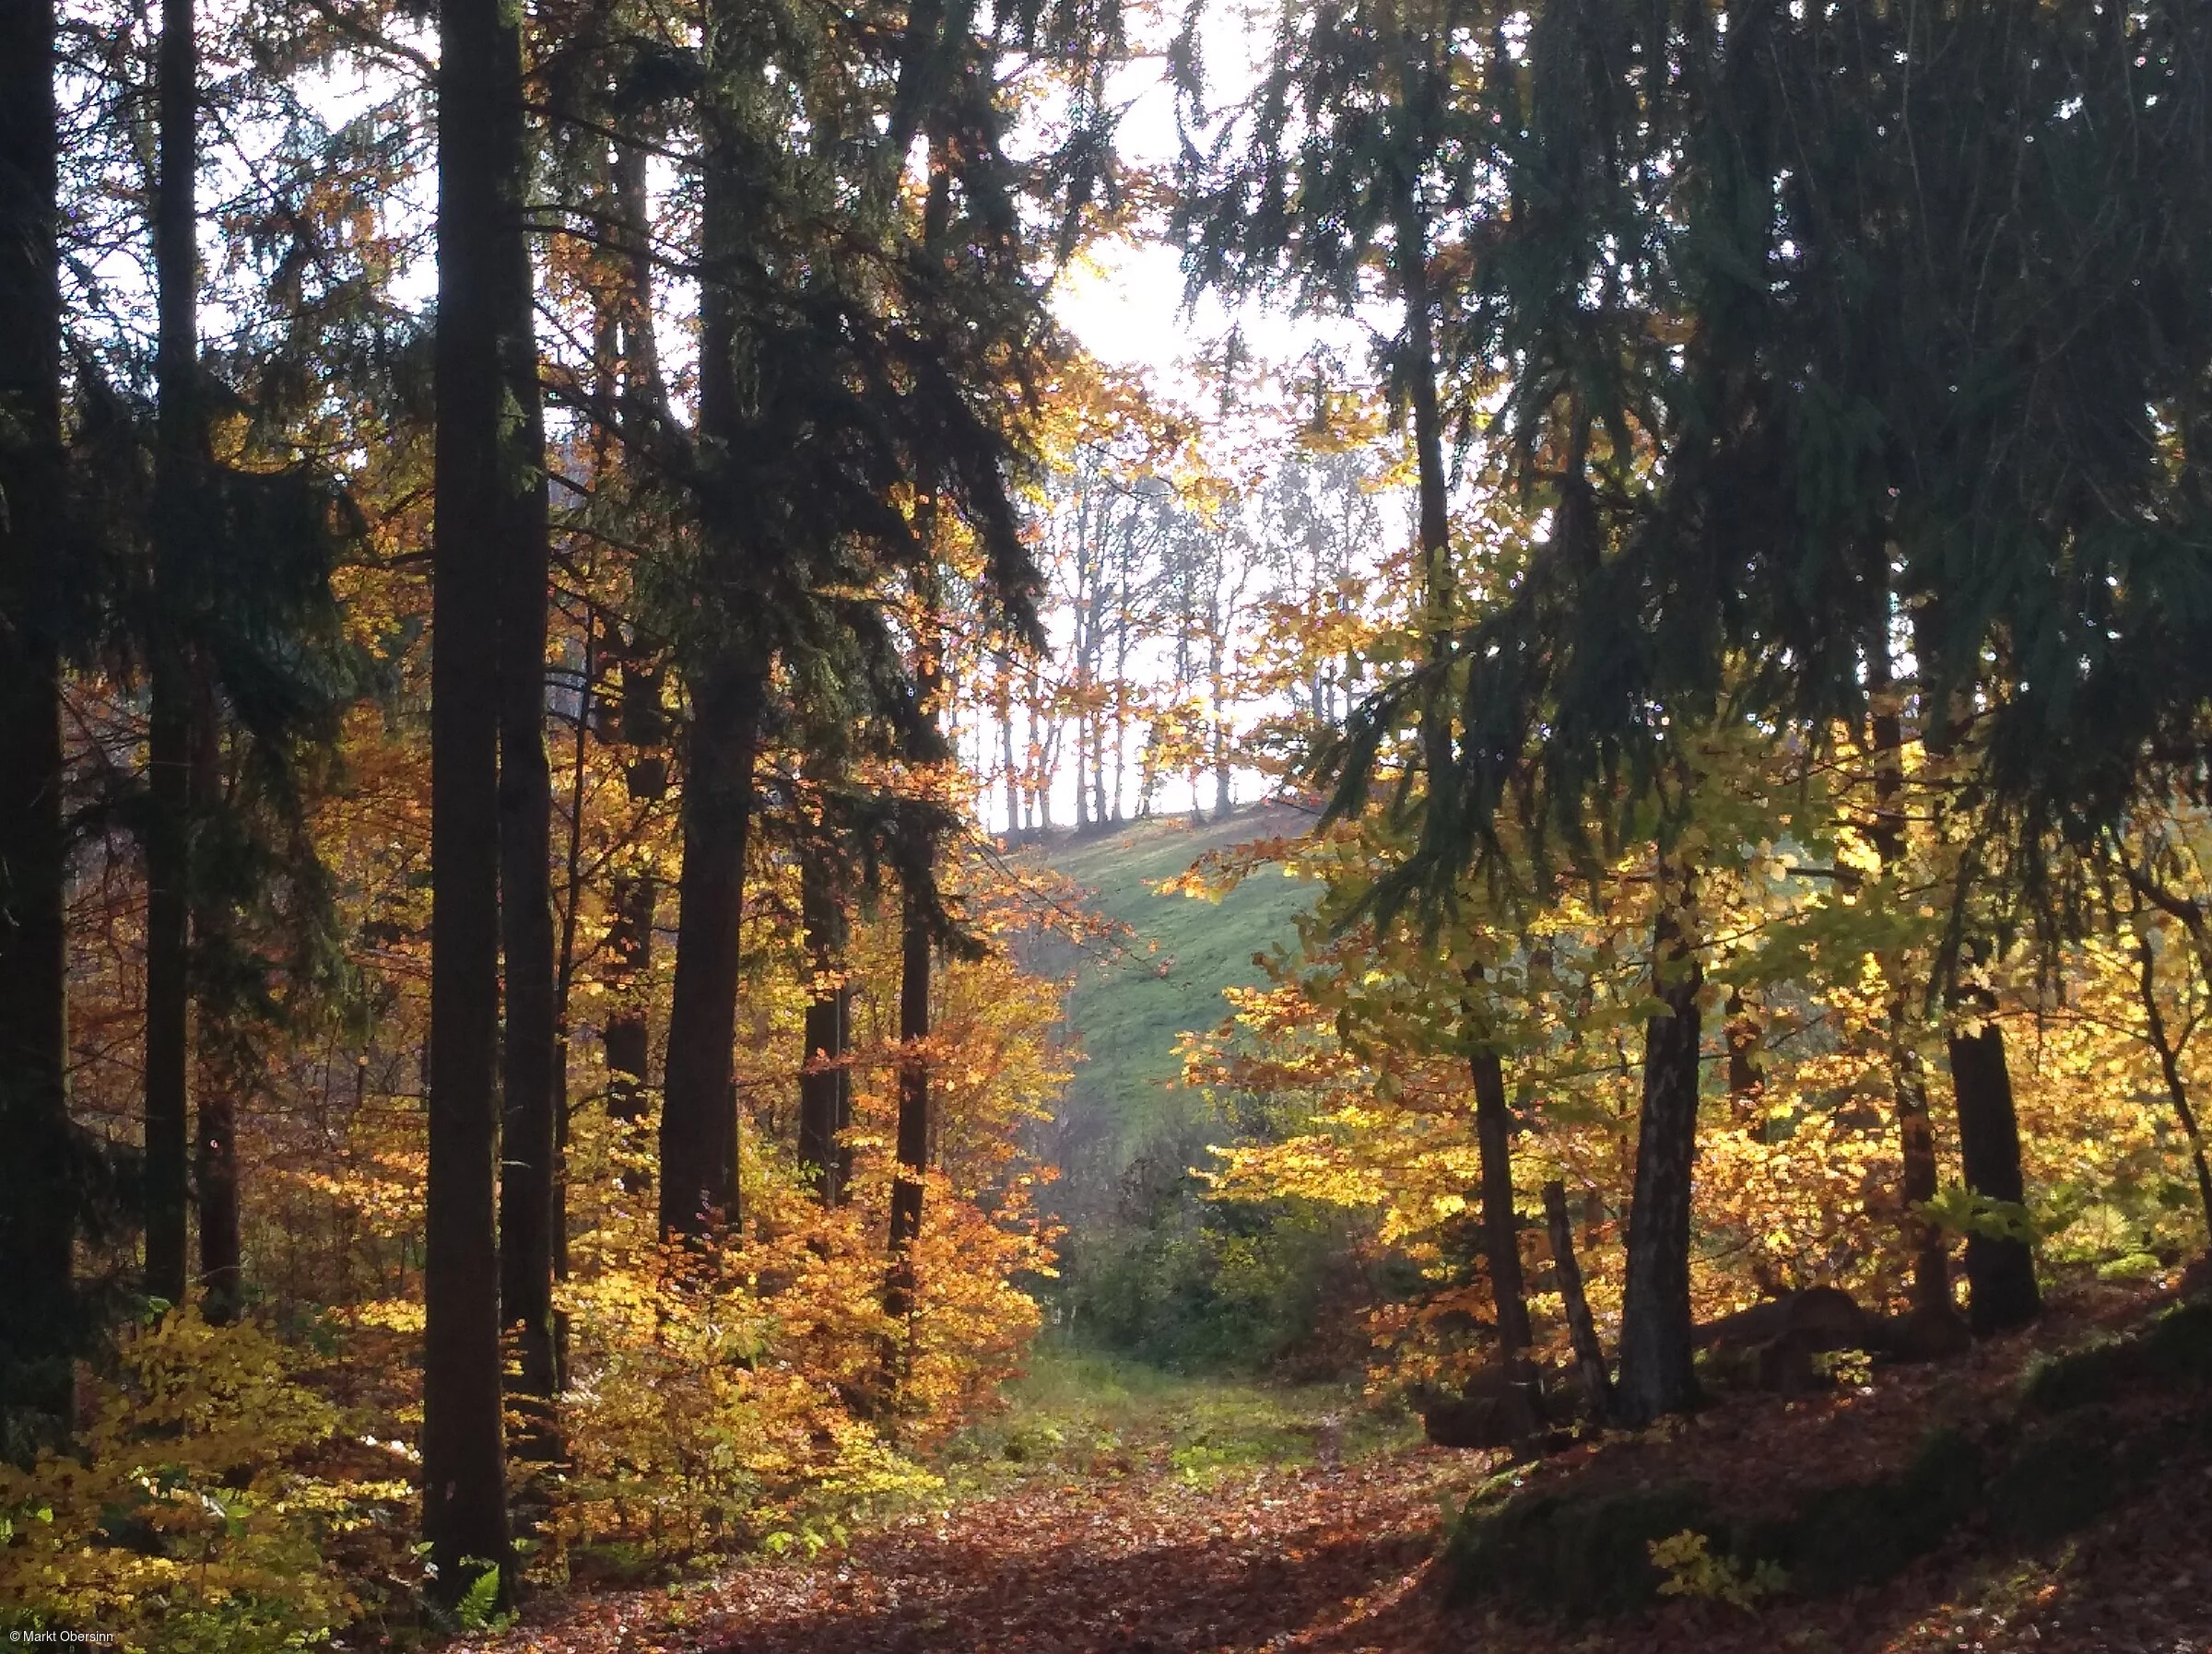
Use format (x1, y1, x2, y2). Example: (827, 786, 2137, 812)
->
(425, 0, 519, 1604)
(1616, 870, 1705, 1425)
(143, 0, 201, 1312)
(494, 171, 559, 1419)
(797, 844, 852, 1206)
(658, 663, 761, 1238)
(659, 0, 764, 1243)
(1543, 1180, 1613, 1424)
(0, 0, 77, 1440)
(1947, 1008, 2041, 1334)
(885, 883, 931, 1326)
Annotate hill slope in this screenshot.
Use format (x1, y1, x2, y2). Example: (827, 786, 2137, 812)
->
(1021, 802, 1314, 1169)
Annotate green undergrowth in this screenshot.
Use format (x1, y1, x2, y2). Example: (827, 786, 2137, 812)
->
(937, 1343, 1419, 1494)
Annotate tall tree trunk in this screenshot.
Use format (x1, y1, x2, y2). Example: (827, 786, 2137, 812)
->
(599, 118, 667, 1170)
(2135, 917, 2212, 1241)
(1616, 862, 1704, 1425)
(1391, 148, 1454, 883)
(1472, 1046, 1530, 1360)
(999, 672, 1018, 837)
(658, 0, 766, 1242)
(797, 842, 852, 1205)
(0, 0, 77, 1441)
(1947, 994, 2041, 1334)
(143, 0, 201, 1311)
(494, 123, 559, 1422)
(190, 678, 240, 1323)
(1465, 964, 1530, 1366)
(1867, 625, 1953, 1318)
(886, 881, 931, 1327)
(658, 663, 760, 1238)
(602, 645, 664, 1190)
(888, 535, 945, 1332)
(425, 0, 520, 1603)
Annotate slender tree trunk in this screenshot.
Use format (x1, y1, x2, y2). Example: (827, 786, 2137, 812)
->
(2136, 921, 2212, 1241)
(603, 692, 660, 1139)
(1724, 990, 1762, 1123)
(1616, 862, 1704, 1425)
(1868, 635, 1953, 1317)
(886, 881, 931, 1325)
(1947, 999, 2041, 1334)
(1465, 972, 1530, 1363)
(190, 680, 240, 1323)
(658, 664, 761, 1238)
(0, 0, 76, 1441)
(1544, 1180, 1613, 1424)
(599, 115, 667, 1163)
(426, 0, 519, 1602)
(797, 843, 852, 1205)
(888, 538, 945, 1331)
(494, 133, 559, 1420)
(143, 0, 202, 1312)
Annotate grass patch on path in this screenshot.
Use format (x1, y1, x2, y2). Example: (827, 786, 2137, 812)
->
(938, 1342, 1419, 1495)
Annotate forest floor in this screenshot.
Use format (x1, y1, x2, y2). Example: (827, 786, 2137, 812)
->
(454, 1286, 2212, 1654)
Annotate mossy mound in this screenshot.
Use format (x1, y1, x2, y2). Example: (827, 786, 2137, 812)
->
(2021, 1301, 2212, 1412)
(1752, 1428, 1982, 1594)
(1443, 1476, 1712, 1620)
(1988, 1408, 2124, 1545)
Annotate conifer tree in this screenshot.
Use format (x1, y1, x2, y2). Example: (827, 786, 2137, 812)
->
(0, 0, 77, 1449)
(425, 0, 524, 1605)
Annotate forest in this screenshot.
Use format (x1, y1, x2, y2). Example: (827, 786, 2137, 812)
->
(2, 0, 2211, 1650)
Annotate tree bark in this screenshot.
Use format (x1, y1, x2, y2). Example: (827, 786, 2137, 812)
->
(1616, 865, 1705, 1425)
(494, 123, 559, 1420)
(885, 881, 931, 1327)
(598, 121, 667, 1165)
(0, 0, 77, 1440)
(1724, 990, 1762, 1124)
(658, 663, 761, 1238)
(425, 0, 519, 1603)
(797, 842, 852, 1205)
(1471, 1048, 1530, 1358)
(189, 678, 240, 1323)
(602, 651, 664, 1163)
(1543, 1179, 1613, 1424)
(143, 0, 201, 1312)
(1947, 1003, 2041, 1334)
(2136, 921, 2212, 1241)
(1868, 636, 1954, 1318)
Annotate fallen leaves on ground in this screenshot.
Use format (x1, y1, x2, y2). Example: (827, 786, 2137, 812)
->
(455, 1449, 1466, 1654)
(454, 1283, 2212, 1654)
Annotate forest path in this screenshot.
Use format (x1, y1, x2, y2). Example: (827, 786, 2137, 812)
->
(463, 1446, 1467, 1654)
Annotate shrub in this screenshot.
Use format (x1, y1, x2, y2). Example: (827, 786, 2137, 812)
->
(0, 1312, 371, 1653)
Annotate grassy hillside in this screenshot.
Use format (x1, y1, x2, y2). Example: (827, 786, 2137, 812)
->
(1023, 802, 1314, 1167)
